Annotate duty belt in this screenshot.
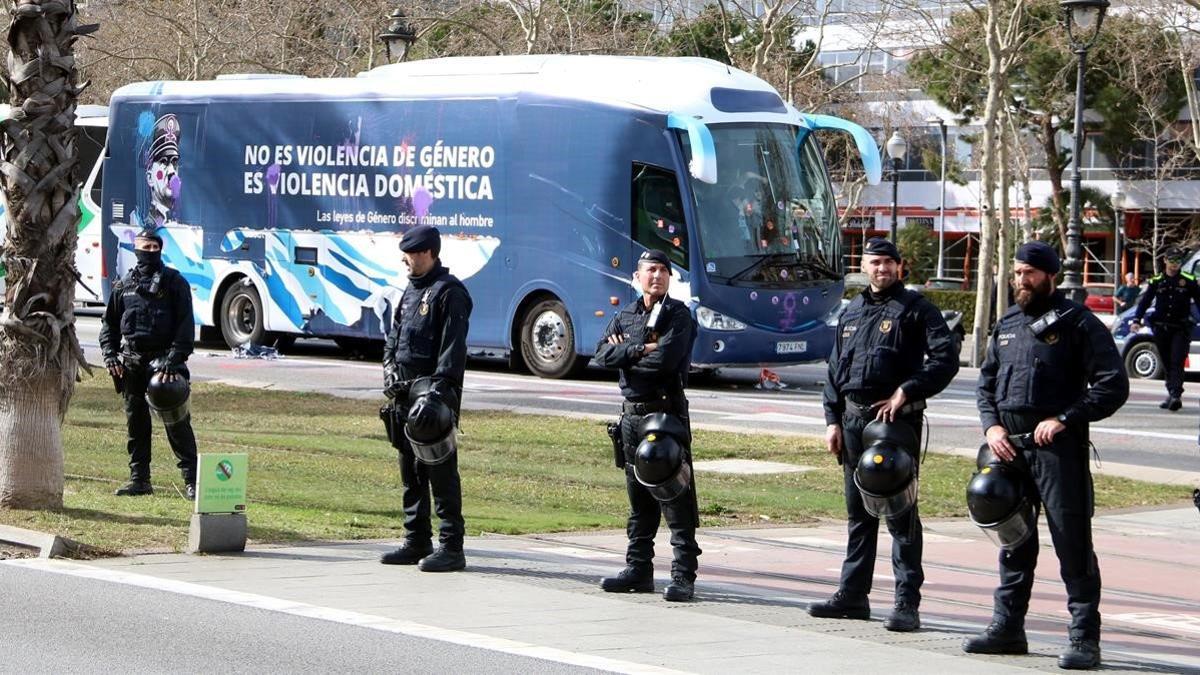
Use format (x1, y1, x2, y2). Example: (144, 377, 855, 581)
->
(1008, 432, 1038, 450)
(844, 398, 927, 420)
(622, 399, 673, 415)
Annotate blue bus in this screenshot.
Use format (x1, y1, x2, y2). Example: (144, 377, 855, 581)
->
(100, 56, 880, 378)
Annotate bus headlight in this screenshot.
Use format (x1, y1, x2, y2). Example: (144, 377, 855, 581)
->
(696, 306, 747, 331)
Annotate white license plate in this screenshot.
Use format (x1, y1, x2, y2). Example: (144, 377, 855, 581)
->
(775, 340, 807, 354)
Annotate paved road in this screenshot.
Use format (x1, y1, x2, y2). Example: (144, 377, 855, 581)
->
(0, 563, 598, 674)
(74, 316, 1200, 474)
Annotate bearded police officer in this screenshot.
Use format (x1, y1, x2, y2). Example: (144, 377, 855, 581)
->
(595, 249, 700, 602)
(816, 237, 959, 631)
(98, 228, 198, 499)
(380, 225, 473, 572)
(968, 242, 1128, 670)
(1130, 247, 1200, 411)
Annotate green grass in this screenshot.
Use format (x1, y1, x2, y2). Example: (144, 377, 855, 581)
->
(0, 376, 1187, 554)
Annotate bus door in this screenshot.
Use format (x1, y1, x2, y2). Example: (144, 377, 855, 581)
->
(75, 124, 106, 303)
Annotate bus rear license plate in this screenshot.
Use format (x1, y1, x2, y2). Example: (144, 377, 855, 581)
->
(776, 341, 807, 354)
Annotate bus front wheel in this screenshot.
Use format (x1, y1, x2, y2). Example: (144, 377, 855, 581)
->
(220, 283, 267, 349)
(519, 299, 584, 379)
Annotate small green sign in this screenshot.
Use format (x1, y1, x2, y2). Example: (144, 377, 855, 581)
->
(196, 453, 248, 514)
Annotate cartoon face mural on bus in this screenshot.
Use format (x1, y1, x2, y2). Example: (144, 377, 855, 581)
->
(109, 107, 501, 341)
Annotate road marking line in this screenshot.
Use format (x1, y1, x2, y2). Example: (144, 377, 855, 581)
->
(3, 558, 686, 675)
(1109, 612, 1200, 635)
(539, 395, 613, 406)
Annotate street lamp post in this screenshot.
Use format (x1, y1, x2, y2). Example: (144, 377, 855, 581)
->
(1059, 0, 1110, 303)
(1111, 189, 1125, 284)
(886, 131, 907, 241)
(380, 8, 417, 64)
(927, 116, 949, 278)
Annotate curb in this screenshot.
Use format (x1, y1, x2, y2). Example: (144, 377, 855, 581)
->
(0, 523, 78, 558)
(943, 446, 1200, 487)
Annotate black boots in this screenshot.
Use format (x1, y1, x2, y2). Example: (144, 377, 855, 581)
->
(808, 590, 870, 620)
(418, 546, 466, 572)
(114, 479, 153, 496)
(1161, 397, 1182, 411)
(884, 601, 920, 632)
(380, 540, 434, 565)
(663, 575, 695, 602)
(962, 622, 1029, 655)
(1058, 638, 1101, 670)
(600, 566, 654, 593)
(184, 483, 196, 501)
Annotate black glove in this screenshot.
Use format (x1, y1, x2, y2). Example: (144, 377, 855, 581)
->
(104, 357, 121, 370)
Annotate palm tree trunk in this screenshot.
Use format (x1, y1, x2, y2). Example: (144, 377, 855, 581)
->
(0, 0, 94, 509)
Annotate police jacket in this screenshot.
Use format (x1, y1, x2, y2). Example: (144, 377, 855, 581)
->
(823, 283, 959, 425)
(978, 291, 1128, 433)
(98, 266, 194, 365)
(594, 295, 696, 401)
(382, 262, 473, 398)
(1134, 271, 1200, 328)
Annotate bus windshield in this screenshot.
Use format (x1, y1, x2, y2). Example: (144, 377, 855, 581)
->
(685, 123, 840, 287)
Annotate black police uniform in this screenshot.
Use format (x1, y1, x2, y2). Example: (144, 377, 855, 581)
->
(382, 260, 473, 556)
(977, 290, 1128, 645)
(1133, 269, 1200, 404)
(594, 293, 700, 588)
(822, 280, 959, 612)
(98, 260, 198, 489)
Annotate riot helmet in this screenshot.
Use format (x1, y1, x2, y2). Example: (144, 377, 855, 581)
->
(145, 367, 191, 427)
(633, 413, 692, 502)
(404, 377, 456, 465)
(853, 419, 919, 518)
(967, 448, 1035, 550)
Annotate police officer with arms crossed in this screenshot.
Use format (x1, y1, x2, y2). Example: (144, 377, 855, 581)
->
(815, 237, 959, 631)
(595, 249, 700, 602)
(379, 225, 473, 572)
(99, 228, 199, 499)
(1129, 247, 1200, 411)
(968, 242, 1128, 670)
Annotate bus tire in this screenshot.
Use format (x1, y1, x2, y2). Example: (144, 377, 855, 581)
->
(220, 282, 267, 349)
(519, 298, 584, 379)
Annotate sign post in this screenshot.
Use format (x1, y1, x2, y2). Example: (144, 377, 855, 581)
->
(187, 453, 249, 553)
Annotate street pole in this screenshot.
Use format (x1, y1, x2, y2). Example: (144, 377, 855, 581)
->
(935, 120, 948, 278)
(890, 157, 900, 241)
(1060, 46, 1088, 303)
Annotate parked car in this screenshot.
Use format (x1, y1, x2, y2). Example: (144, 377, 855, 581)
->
(1112, 293, 1200, 379)
(1084, 287, 1115, 314)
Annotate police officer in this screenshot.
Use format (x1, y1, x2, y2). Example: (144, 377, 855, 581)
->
(968, 242, 1128, 670)
(98, 228, 198, 499)
(379, 225, 473, 572)
(816, 237, 958, 631)
(1130, 248, 1200, 411)
(595, 249, 700, 602)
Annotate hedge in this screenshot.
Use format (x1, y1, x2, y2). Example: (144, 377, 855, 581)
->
(843, 285, 979, 332)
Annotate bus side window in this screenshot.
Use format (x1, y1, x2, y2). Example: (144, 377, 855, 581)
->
(631, 163, 688, 269)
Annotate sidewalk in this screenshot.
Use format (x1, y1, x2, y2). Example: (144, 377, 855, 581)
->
(33, 506, 1199, 674)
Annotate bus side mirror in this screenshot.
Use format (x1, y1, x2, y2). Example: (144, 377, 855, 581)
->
(797, 113, 883, 186)
(667, 113, 717, 185)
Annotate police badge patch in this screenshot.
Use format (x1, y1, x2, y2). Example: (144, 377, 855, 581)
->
(1045, 332, 1059, 345)
(1180, 279, 1187, 287)
(880, 319, 893, 334)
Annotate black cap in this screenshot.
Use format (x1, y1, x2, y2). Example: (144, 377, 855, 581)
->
(863, 237, 901, 262)
(135, 227, 163, 246)
(399, 225, 441, 255)
(1165, 247, 1186, 263)
(638, 249, 671, 267)
(149, 114, 180, 164)
(1015, 241, 1060, 275)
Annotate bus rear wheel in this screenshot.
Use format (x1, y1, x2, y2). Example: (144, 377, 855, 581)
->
(519, 298, 584, 379)
(220, 283, 267, 349)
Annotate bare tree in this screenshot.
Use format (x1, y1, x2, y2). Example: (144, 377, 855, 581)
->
(0, 0, 95, 508)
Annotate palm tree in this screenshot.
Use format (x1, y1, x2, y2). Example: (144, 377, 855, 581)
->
(0, 0, 96, 509)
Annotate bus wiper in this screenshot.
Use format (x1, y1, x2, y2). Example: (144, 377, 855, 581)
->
(727, 253, 794, 283)
(792, 257, 841, 280)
